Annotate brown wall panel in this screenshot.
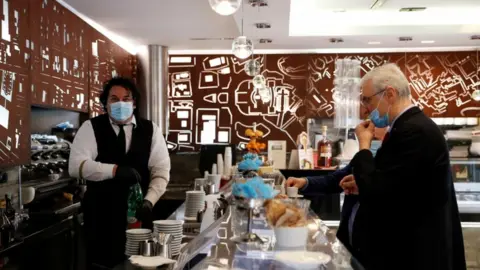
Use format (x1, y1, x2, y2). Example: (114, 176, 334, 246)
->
(0, 0, 30, 167)
(167, 52, 480, 151)
(29, 0, 89, 112)
(88, 30, 136, 117)
(0, 0, 135, 167)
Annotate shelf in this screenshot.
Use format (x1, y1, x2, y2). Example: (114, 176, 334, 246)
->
(454, 183, 480, 192)
(451, 159, 480, 165)
(457, 200, 480, 213)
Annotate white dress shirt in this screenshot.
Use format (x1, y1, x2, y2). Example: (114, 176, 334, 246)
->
(68, 116, 170, 205)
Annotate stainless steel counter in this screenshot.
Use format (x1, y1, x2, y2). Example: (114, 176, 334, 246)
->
(119, 180, 362, 270)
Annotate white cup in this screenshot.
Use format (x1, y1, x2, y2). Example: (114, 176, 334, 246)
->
(207, 174, 222, 191)
(274, 226, 308, 247)
(287, 187, 298, 197)
(22, 187, 35, 205)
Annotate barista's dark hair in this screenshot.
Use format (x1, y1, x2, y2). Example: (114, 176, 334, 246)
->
(99, 77, 140, 112)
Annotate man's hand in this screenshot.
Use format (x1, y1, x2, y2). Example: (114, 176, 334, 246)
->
(285, 177, 307, 189)
(339, 174, 359, 195)
(137, 200, 154, 229)
(114, 166, 141, 186)
(356, 120, 375, 150)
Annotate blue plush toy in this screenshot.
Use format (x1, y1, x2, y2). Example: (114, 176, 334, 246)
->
(237, 153, 263, 172)
(232, 177, 278, 199)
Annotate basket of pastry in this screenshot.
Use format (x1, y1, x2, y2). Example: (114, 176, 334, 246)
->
(264, 199, 311, 248)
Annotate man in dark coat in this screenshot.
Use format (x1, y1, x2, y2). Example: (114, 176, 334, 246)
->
(345, 63, 466, 269)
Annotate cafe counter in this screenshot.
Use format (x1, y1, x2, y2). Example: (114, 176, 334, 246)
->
(117, 184, 363, 270)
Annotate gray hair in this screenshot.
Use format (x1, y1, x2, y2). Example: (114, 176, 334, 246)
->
(361, 63, 411, 98)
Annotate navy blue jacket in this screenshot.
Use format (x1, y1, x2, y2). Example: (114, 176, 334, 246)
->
(303, 164, 359, 252)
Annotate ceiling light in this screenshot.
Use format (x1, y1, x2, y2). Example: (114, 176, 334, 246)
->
(208, 0, 241, 16)
(399, 36, 413, 42)
(329, 38, 344, 43)
(248, 0, 268, 7)
(421, 40, 435, 44)
(259, 38, 272, 44)
(254, 23, 271, 29)
(368, 41, 381, 45)
(245, 59, 261, 76)
(232, 36, 253, 59)
(471, 35, 480, 40)
(399, 7, 426, 12)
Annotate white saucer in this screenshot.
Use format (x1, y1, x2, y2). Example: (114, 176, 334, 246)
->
(153, 220, 184, 226)
(288, 194, 304, 198)
(126, 228, 152, 234)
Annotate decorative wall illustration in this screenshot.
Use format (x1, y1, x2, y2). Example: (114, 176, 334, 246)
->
(0, 0, 30, 166)
(0, 0, 135, 167)
(30, 0, 89, 112)
(168, 52, 480, 151)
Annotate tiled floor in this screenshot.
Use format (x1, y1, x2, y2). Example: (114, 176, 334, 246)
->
(463, 228, 480, 269)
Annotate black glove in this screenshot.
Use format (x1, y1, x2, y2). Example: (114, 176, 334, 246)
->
(137, 200, 154, 229)
(114, 166, 141, 186)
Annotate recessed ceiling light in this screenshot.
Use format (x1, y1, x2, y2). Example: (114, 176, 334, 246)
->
(254, 23, 271, 29)
(329, 38, 344, 43)
(248, 0, 268, 7)
(399, 7, 427, 12)
(399, 36, 413, 42)
(421, 40, 435, 44)
(259, 38, 272, 44)
(471, 35, 480, 40)
(368, 41, 381, 45)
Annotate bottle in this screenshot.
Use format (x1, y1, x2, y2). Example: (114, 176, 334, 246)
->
(5, 194, 15, 221)
(317, 126, 332, 168)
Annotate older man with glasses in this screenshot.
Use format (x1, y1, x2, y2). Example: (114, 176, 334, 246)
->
(340, 63, 465, 270)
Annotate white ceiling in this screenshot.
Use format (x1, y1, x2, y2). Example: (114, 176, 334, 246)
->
(59, 0, 480, 54)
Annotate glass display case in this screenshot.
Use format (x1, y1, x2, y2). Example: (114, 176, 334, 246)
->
(173, 204, 361, 270)
(451, 158, 480, 217)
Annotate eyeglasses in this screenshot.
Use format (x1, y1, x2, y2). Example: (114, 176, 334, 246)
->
(360, 89, 386, 106)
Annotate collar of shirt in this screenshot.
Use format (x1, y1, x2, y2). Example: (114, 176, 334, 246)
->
(108, 115, 137, 128)
(388, 105, 415, 132)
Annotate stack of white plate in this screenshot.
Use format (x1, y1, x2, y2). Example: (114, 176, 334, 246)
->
(125, 228, 152, 256)
(153, 220, 184, 255)
(184, 191, 206, 218)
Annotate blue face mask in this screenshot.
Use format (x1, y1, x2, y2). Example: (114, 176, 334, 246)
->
(368, 92, 390, 128)
(110, 101, 133, 122)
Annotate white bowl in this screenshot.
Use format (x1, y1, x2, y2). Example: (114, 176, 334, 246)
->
(274, 226, 308, 248)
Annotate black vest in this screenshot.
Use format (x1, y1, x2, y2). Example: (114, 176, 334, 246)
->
(89, 114, 153, 195)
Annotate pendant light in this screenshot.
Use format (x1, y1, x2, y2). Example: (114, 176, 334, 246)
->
(232, 2, 253, 59)
(257, 85, 271, 103)
(244, 58, 261, 76)
(252, 74, 266, 88)
(208, 0, 241, 16)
